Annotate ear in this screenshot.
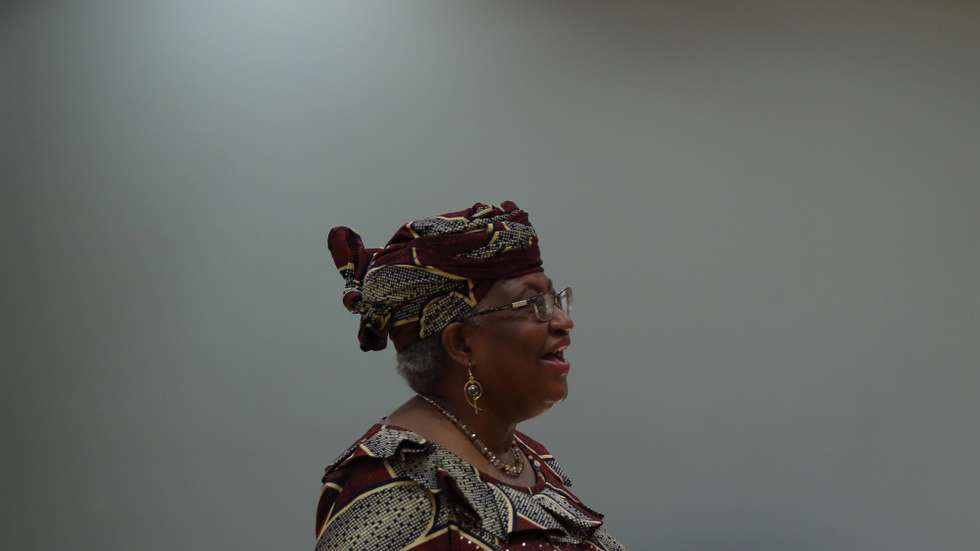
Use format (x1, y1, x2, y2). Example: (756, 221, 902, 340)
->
(440, 320, 473, 368)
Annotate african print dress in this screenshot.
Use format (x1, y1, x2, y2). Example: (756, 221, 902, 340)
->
(314, 423, 626, 551)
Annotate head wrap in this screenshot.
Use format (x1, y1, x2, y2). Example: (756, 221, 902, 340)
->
(327, 201, 543, 352)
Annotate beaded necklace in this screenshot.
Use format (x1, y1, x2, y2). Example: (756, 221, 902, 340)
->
(417, 394, 525, 478)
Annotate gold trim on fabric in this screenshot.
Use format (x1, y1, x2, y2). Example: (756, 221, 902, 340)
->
(405, 222, 419, 239)
(402, 525, 448, 549)
(538, 460, 563, 482)
(392, 317, 420, 327)
(382, 459, 398, 479)
(319, 482, 343, 497)
(453, 287, 477, 308)
(418, 264, 470, 283)
(358, 443, 377, 457)
(337, 262, 354, 271)
(365, 262, 467, 283)
(513, 434, 535, 451)
(472, 205, 495, 217)
(366, 263, 477, 311)
(515, 433, 563, 479)
(316, 501, 337, 539)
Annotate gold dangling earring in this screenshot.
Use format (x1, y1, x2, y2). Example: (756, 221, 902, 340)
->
(463, 359, 484, 415)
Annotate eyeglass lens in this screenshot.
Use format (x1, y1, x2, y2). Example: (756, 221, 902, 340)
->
(559, 288, 572, 315)
(534, 288, 572, 321)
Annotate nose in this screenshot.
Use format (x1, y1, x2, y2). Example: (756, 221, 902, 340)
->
(549, 303, 574, 332)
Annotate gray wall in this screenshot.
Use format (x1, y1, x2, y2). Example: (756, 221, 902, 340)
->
(4, 1, 978, 550)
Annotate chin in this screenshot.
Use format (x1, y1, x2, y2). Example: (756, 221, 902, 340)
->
(540, 382, 569, 410)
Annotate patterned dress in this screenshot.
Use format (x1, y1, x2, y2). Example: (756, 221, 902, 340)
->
(315, 422, 626, 551)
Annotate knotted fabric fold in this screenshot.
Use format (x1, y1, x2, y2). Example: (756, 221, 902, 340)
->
(327, 201, 543, 352)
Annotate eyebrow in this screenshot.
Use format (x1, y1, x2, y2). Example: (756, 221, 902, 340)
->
(522, 278, 554, 295)
(496, 279, 554, 308)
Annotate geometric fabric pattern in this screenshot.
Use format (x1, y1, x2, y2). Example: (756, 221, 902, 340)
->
(315, 481, 434, 551)
(327, 201, 544, 352)
(315, 423, 627, 550)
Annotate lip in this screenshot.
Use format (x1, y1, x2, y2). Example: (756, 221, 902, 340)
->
(539, 337, 571, 374)
(538, 355, 571, 375)
(543, 337, 571, 356)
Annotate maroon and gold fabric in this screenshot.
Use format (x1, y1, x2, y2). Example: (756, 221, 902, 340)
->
(314, 423, 626, 550)
(327, 201, 543, 352)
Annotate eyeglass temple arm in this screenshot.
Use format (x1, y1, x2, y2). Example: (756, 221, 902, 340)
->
(463, 297, 534, 319)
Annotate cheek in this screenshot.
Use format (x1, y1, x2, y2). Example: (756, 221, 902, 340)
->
(475, 324, 567, 412)
(474, 324, 549, 394)
(480, 322, 545, 361)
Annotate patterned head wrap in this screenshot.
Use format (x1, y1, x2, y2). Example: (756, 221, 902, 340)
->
(327, 201, 543, 352)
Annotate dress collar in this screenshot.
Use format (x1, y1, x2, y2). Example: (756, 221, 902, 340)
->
(323, 422, 606, 543)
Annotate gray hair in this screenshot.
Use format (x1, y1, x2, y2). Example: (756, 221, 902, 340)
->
(395, 335, 448, 394)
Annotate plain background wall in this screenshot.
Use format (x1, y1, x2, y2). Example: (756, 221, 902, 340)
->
(3, 1, 978, 550)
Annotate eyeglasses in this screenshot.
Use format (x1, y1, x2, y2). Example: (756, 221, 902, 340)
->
(461, 287, 573, 323)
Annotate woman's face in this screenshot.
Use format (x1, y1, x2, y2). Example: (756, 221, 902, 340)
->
(465, 271, 574, 421)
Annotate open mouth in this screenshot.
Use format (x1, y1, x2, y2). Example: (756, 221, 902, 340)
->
(538, 348, 570, 374)
(539, 350, 565, 362)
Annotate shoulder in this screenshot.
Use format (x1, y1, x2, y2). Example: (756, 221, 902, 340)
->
(314, 424, 626, 551)
(315, 424, 443, 550)
(315, 423, 521, 549)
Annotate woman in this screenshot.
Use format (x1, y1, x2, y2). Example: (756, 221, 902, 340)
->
(316, 201, 626, 550)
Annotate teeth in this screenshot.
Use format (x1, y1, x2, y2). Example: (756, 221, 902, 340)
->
(541, 344, 569, 359)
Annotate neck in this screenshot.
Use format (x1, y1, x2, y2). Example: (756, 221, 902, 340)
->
(419, 393, 518, 456)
